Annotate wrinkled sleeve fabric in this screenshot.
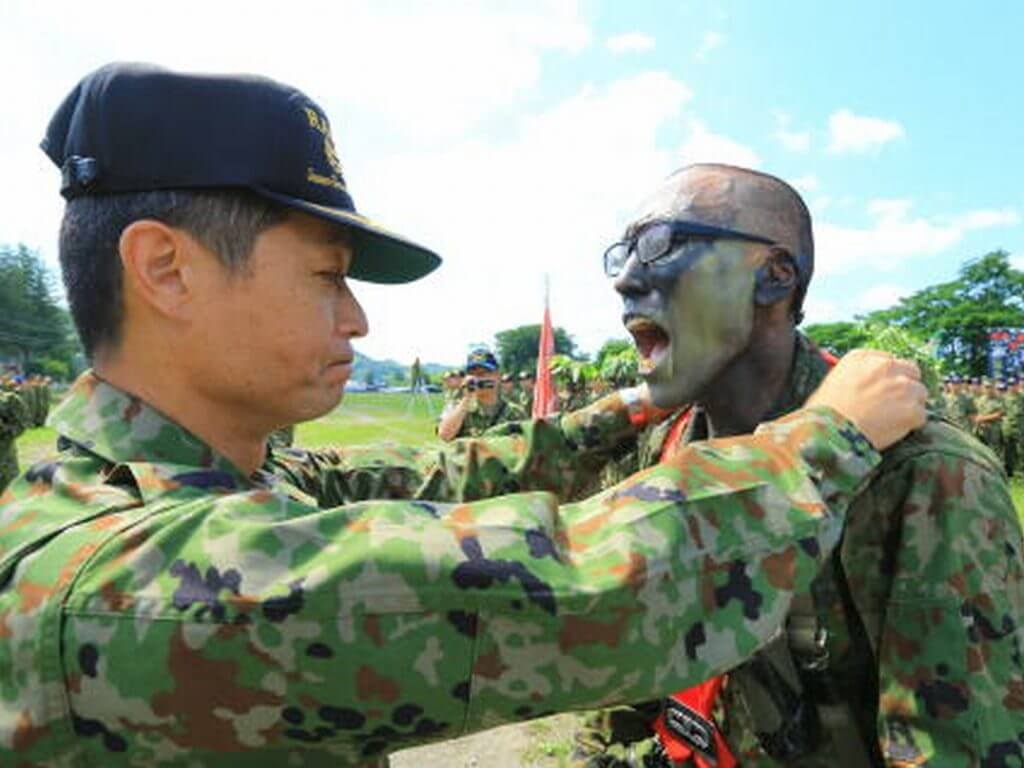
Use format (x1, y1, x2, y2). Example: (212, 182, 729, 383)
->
(842, 428, 1024, 766)
(272, 390, 643, 505)
(55, 406, 881, 765)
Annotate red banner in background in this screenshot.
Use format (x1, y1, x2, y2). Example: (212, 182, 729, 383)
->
(532, 302, 557, 419)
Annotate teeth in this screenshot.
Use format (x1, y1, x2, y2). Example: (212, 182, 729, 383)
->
(625, 317, 663, 334)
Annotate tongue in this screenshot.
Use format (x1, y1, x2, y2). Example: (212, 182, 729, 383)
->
(635, 330, 668, 373)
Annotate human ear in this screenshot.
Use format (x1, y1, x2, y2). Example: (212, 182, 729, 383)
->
(754, 246, 798, 307)
(118, 220, 194, 319)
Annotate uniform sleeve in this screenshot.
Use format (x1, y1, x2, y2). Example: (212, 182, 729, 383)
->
(63, 405, 880, 765)
(271, 389, 642, 505)
(842, 434, 1024, 766)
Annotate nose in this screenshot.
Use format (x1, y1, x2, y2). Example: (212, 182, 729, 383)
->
(612, 253, 651, 299)
(337, 281, 369, 339)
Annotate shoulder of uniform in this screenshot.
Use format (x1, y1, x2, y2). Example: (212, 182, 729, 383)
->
(879, 416, 1003, 475)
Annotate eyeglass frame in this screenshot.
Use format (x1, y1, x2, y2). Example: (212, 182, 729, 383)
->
(603, 219, 777, 278)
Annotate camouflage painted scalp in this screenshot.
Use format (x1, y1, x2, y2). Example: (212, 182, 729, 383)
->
(0, 371, 879, 766)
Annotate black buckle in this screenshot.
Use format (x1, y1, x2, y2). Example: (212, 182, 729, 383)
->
(61, 155, 99, 195)
(664, 697, 719, 766)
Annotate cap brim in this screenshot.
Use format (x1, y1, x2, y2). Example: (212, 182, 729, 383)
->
(255, 189, 442, 284)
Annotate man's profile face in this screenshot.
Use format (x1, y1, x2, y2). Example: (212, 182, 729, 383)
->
(613, 171, 766, 409)
(185, 212, 367, 428)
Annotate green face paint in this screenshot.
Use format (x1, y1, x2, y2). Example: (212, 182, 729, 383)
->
(617, 236, 761, 409)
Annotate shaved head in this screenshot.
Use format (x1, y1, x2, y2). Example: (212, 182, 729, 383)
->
(635, 163, 814, 306)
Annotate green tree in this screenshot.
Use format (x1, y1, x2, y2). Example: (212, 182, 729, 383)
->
(0, 244, 81, 378)
(595, 341, 639, 388)
(863, 250, 1024, 376)
(594, 338, 633, 368)
(494, 324, 577, 374)
(803, 322, 872, 356)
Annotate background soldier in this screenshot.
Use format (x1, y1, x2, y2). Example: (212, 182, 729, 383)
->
(0, 384, 29, 493)
(1003, 377, 1022, 476)
(436, 348, 525, 440)
(517, 370, 536, 414)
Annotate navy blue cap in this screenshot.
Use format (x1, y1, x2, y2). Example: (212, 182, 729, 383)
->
(41, 62, 440, 284)
(466, 348, 498, 372)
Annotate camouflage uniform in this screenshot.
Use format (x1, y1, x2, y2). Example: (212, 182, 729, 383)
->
(1004, 390, 1024, 477)
(973, 392, 1004, 455)
(0, 370, 881, 766)
(575, 334, 1024, 767)
(0, 391, 29, 493)
(945, 390, 976, 433)
(268, 424, 296, 450)
(451, 396, 526, 439)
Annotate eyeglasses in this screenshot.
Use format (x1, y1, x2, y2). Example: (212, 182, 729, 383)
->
(603, 220, 776, 277)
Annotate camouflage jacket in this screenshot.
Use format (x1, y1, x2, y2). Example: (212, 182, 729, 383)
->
(452, 396, 526, 439)
(0, 390, 29, 442)
(641, 335, 1024, 767)
(0, 371, 881, 766)
(1003, 392, 1024, 442)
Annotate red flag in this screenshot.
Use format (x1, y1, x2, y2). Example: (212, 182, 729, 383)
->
(532, 301, 557, 419)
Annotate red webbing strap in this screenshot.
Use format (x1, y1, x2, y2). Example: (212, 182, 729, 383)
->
(653, 348, 837, 765)
(653, 678, 736, 767)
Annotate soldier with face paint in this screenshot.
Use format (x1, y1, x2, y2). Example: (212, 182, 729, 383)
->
(572, 164, 1023, 768)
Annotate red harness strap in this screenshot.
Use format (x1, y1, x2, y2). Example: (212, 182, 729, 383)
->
(652, 348, 836, 766)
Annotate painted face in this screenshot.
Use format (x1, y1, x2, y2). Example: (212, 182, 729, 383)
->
(613, 232, 763, 408)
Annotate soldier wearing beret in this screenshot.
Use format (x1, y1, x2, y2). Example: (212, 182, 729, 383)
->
(0, 64, 926, 766)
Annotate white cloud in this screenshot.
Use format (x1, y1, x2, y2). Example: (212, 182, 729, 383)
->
(695, 31, 723, 60)
(802, 297, 842, 324)
(773, 111, 810, 153)
(827, 109, 905, 154)
(679, 120, 761, 168)
(816, 199, 1019, 276)
(606, 32, 655, 54)
(1012, 254, 1024, 271)
(857, 284, 906, 311)
(355, 71, 694, 362)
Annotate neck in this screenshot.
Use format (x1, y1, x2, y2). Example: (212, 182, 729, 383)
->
(697, 326, 797, 438)
(95, 342, 267, 476)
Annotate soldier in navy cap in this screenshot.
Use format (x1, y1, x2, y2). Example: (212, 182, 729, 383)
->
(436, 347, 524, 440)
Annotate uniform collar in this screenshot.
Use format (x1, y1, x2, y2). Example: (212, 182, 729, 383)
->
(48, 371, 251, 493)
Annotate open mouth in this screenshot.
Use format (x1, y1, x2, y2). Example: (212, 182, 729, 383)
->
(625, 316, 670, 375)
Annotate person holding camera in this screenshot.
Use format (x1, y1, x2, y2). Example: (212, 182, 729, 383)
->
(437, 348, 525, 440)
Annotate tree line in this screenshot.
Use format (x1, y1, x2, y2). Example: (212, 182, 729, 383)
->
(0, 245, 81, 380)
(805, 250, 1023, 377)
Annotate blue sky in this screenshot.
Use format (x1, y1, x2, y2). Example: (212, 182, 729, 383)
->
(1, 0, 1021, 365)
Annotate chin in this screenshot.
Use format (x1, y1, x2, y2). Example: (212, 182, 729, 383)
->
(645, 370, 699, 409)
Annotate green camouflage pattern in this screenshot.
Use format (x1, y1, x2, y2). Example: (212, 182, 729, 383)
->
(0, 370, 881, 766)
(267, 424, 295, 450)
(451, 396, 526, 439)
(1003, 390, 1023, 476)
(0, 390, 29, 493)
(944, 391, 977, 433)
(973, 393, 1005, 455)
(574, 334, 1024, 767)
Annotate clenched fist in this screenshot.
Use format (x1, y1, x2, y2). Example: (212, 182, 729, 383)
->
(806, 348, 928, 451)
